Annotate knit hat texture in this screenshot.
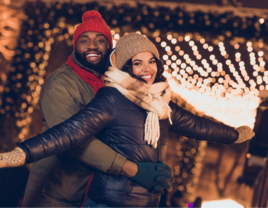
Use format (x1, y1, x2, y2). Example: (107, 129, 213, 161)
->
(115, 32, 160, 70)
(73, 10, 113, 50)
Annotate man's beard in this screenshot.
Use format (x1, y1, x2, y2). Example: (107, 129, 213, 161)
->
(75, 50, 110, 74)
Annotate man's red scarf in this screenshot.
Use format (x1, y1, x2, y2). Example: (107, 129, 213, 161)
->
(66, 55, 104, 94)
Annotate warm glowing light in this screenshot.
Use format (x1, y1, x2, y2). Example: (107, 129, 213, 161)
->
(208, 46, 213, 52)
(234, 43, 239, 49)
(176, 59, 182, 65)
(171, 63, 177, 69)
(200, 38, 205, 44)
(183, 54, 189, 59)
(192, 46, 197, 51)
(163, 55, 168, 60)
(171, 38, 177, 44)
(258, 51, 264, 56)
(166, 60, 171, 65)
(196, 54, 202, 60)
(155, 37, 161, 42)
(161, 41, 167, 47)
(221, 51, 227, 56)
(247, 47, 253, 52)
(189, 40, 194, 46)
(184, 35, 190, 42)
(175, 46, 180, 51)
(114, 34, 119, 39)
(209, 55, 215, 60)
(235, 52, 241, 58)
(172, 71, 177, 77)
(167, 34, 172, 40)
(165, 46, 171, 51)
(168, 79, 259, 129)
(247, 41, 252, 47)
(218, 42, 223, 47)
(259, 18, 265, 24)
(202, 199, 243, 208)
(171, 55, 177, 61)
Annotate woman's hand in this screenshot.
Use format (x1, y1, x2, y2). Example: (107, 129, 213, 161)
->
(0, 147, 26, 168)
(235, 126, 255, 143)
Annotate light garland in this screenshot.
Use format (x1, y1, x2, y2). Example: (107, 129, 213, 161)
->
(159, 32, 262, 129)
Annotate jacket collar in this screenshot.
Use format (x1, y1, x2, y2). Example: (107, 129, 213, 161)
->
(71, 51, 101, 77)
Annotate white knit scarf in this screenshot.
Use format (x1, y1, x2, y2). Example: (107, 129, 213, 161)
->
(103, 66, 172, 148)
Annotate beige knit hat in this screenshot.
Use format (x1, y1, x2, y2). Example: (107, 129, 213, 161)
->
(115, 32, 160, 70)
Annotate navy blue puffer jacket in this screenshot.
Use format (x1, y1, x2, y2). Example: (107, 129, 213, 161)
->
(20, 87, 238, 207)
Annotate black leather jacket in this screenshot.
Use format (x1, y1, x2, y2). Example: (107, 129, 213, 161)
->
(20, 87, 238, 207)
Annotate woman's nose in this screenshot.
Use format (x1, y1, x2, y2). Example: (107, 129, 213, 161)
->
(142, 63, 150, 72)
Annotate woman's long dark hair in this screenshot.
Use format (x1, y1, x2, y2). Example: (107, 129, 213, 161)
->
(121, 55, 166, 84)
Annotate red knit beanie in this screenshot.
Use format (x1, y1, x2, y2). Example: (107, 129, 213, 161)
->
(73, 10, 113, 50)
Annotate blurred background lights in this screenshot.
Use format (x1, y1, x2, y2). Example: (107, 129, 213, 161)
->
(201, 199, 243, 208)
(1, 3, 267, 205)
(259, 18, 265, 24)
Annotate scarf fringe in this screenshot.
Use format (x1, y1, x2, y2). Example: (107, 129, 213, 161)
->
(144, 112, 160, 148)
(144, 92, 173, 148)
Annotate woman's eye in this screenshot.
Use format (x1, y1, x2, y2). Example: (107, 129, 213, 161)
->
(150, 60, 156, 64)
(133, 62, 141, 66)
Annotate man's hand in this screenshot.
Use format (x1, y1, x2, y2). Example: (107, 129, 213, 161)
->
(0, 147, 26, 168)
(121, 160, 172, 194)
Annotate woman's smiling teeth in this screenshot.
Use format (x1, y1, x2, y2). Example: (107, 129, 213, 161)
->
(141, 75, 152, 79)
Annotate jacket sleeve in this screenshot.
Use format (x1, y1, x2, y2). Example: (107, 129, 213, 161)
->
(20, 88, 117, 163)
(169, 101, 238, 144)
(40, 83, 126, 175)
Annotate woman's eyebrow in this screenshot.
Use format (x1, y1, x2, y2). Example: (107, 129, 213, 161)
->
(132, 59, 142, 62)
(133, 57, 155, 62)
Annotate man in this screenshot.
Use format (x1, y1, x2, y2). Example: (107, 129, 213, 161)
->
(22, 10, 172, 207)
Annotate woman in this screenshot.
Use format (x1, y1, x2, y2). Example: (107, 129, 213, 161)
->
(0, 33, 254, 207)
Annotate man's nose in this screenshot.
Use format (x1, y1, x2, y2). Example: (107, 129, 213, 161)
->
(87, 41, 98, 49)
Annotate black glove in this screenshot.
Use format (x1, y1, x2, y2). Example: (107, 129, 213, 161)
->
(130, 161, 172, 194)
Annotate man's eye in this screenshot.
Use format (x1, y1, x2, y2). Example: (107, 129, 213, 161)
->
(81, 40, 87, 43)
(96, 39, 104, 43)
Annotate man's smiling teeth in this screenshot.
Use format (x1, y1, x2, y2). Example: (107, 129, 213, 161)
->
(141, 75, 152, 79)
(86, 54, 99, 57)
